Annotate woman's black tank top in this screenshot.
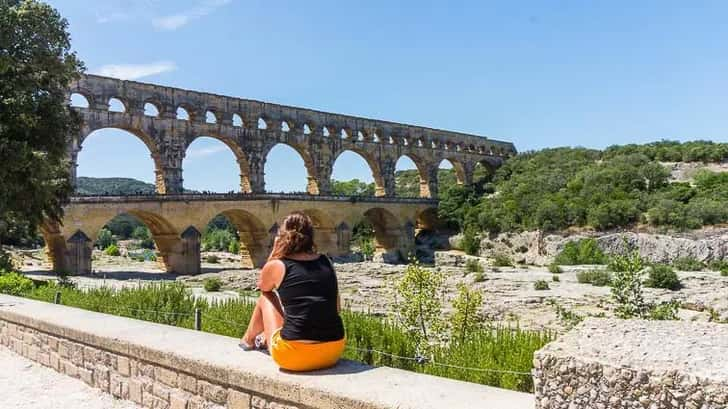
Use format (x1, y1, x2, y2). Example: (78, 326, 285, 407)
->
(277, 255, 345, 342)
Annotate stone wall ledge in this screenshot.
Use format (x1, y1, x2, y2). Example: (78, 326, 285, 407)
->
(533, 318, 728, 409)
(0, 294, 532, 409)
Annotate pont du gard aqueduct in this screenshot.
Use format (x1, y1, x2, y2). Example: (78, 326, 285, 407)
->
(44, 74, 516, 275)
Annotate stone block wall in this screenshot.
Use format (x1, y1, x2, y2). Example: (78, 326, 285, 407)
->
(0, 294, 533, 409)
(0, 320, 294, 409)
(533, 318, 728, 409)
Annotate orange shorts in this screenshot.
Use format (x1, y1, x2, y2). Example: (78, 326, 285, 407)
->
(270, 329, 346, 372)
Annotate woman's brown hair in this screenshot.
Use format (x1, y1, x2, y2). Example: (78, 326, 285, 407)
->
(268, 212, 316, 260)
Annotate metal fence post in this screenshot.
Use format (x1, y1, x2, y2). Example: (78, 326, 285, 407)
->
(194, 308, 201, 330)
(54, 291, 61, 304)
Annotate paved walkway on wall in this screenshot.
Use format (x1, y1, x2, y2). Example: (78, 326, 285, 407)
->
(0, 347, 140, 409)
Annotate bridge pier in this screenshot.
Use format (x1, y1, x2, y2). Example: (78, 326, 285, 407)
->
(156, 228, 202, 275)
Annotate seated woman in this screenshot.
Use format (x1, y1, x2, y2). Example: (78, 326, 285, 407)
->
(240, 212, 346, 372)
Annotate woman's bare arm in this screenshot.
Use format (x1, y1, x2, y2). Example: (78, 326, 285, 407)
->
(257, 260, 285, 292)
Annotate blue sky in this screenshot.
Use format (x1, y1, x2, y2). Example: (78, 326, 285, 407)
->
(53, 0, 728, 192)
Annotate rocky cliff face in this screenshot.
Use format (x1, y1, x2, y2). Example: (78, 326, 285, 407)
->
(450, 228, 728, 265)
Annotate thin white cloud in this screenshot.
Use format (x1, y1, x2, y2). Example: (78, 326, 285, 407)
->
(94, 61, 177, 80)
(186, 145, 229, 158)
(96, 11, 129, 24)
(152, 0, 231, 31)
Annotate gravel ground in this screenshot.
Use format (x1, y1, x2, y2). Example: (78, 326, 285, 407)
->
(0, 347, 140, 409)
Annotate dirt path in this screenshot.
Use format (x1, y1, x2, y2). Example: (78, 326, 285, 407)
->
(0, 347, 140, 409)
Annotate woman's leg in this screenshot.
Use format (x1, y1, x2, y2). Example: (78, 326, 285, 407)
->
(242, 292, 284, 346)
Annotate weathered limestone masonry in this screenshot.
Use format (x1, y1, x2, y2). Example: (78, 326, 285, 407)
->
(49, 74, 518, 276)
(45, 194, 437, 275)
(533, 318, 728, 409)
(67, 74, 515, 198)
(0, 295, 534, 409)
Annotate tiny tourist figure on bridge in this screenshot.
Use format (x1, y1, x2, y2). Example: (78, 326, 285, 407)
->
(239, 212, 346, 371)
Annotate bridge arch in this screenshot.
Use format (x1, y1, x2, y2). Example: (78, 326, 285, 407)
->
(362, 207, 403, 252)
(332, 149, 384, 197)
(75, 126, 166, 194)
(439, 157, 467, 185)
(395, 154, 430, 198)
(299, 208, 337, 255)
(263, 142, 318, 194)
(184, 134, 250, 193)
(216, 209, 269, 268)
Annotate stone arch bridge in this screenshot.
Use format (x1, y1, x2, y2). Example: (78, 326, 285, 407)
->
(47, 75, 516, 275)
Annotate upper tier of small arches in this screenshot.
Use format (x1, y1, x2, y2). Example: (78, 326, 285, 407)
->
(68, 74, 516, 157)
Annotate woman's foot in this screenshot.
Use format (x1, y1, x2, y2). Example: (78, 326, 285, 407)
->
(239, 333, 265, 351)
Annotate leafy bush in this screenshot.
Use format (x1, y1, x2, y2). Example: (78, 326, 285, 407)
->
(547, 263, 562, 274)
(203, 278, 222, 292)
(645, 264, 681, 291)
(555, 239, 606, 265)
(492, 253, 513, 267)
(104, 244, 120, 256)
(0, 272, 34, 295)
(205, 255, 220, 264)
(552, 275, 560, 282)
(461, 228, 480, 256)
(576, 270, 612, 286)
(672, 257, 704, 271)
(359, 237, 375, 261)
(533, 280, 550, 290)
(0, 251, 15, 272)
(228, 240, 240, 254)
(720, 267, 728, 277)
(706, 259, 728, 272)
(473, 271, 486, 283)
(465, 259, 483, 273)
(451, 283, 483, 342)
(609, 250, 648, 319)
(202, 229, 236, 252)
(95, 228, 116, 250)
(394, 260, 445, 349)
(647, 301, 680, 321)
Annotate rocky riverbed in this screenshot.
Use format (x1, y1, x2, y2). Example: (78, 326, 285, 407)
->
(14, 248, 728, 333)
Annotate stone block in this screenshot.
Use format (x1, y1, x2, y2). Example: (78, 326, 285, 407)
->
(227, 389, 251, 409)
(129, 379, 144, 404)
(37, 351, 50, 367)
(47, 336, 58, 351)
(197, 380, 228, 404)
(142, 393, 169, 409)
(58, 340, 70, 358)
(94, 367, 110, 392)
(152, 382, 172, 401)
(110, 374, 126, 398)
(178, 373, 197, 393)
(117, 355, 131, 376)
(169, 392, 189, 409)
(155, 366, 178, 387)
(79, 367, 94, 386)
(27, 345, 39, 362)
(61, 359, 79, 378)
(49, 352, 60, 372)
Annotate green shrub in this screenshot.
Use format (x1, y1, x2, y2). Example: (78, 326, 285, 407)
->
(451, 283, 483, 342)
(465, 259, 483, 273)
(533, 280, 550, 291)
(672, 256, 704, 271)
(228, 240, 240, 254)
(547, 263, 562, 274)
(203, 278, 222, 292)
(104, 244, 120, 256)
(473, 271, 486, 283)
(610, 249, 648, 319)
(647, 300, 680, 321)
(461, 228, 480, 256)
(720, 267, 728, 277)
(645, 264, 681, 291)
(359, 237, 375, 261)
(555, 239, 606, 265)
(707, 259, 728, 272)
(95, 228, 116, 250)
(205, 255, 220, 264)
(0, 251, 15, 272)
(0, 272, 34, 295)
(492, 253, 513, 267)
(576, 270, 612, 286)
(552, 275, 560, 282)
(202, 228, 236, 252)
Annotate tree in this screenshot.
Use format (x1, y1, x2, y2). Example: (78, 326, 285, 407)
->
(393, 260, 445, 353)
(0, 0, 83, 263)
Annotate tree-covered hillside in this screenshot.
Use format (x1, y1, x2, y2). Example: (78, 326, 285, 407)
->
(439, 141, 728, 234)
(76, 177, 156, 195)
